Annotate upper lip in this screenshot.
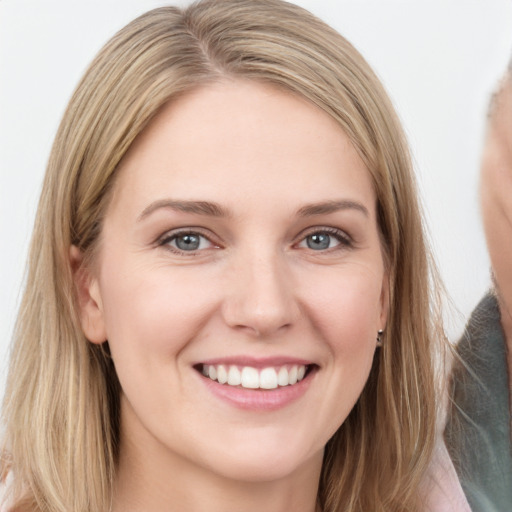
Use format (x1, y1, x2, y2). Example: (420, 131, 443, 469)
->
(195, 356, 315, 368)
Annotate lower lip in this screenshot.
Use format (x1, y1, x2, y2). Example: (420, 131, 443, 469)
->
(198, 369, 316, 411)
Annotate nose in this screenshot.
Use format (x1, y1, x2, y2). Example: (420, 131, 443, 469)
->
(221, 249, 300, 338)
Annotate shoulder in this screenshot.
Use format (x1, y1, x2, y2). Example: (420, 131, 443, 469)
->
(0, 477, 13, 512)
(450, 292, 508, 422)
(456, 293, 504, 359)
(0, 482, 9, 512)
(450, 292, 509, 428)
(445, 292, 512, 510)
(421, 437, 471, 512)
(0, 473, 29, 512)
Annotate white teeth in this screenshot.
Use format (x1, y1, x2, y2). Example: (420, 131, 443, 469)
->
(227, 366, 241, 386)
(202, 364, 308, 389)
(259, 368, 278, 389)
(217, 365, 228, 384)
(241, 367, 259, 388)
(289, 365, 298, 385)
(277, 366, 289, 386)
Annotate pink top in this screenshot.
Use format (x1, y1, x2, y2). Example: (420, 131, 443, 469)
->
(421, 437, 471, 511)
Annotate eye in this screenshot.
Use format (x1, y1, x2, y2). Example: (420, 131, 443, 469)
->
(159, 230, 216, 253)
(297, 228, 351, 251)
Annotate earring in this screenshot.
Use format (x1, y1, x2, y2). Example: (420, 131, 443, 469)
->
(376, 329, 384, 346)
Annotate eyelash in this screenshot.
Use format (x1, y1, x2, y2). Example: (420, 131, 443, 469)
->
(156, 226, 353, 255)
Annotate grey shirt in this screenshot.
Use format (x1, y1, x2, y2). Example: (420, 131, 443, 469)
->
(445, 293, 512, 511)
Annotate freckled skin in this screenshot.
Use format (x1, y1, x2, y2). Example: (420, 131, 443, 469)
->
(77, 80, 388, 512)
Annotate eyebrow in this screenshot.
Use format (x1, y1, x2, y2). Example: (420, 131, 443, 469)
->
(296, 199, 369, 217)
(137, 199, 231, 221)
(137, 198, 369, 222)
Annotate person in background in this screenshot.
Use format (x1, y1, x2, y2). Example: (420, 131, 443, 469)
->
(445, 62, 512, 511)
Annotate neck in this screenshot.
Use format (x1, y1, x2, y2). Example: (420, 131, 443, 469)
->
(112, 408, 323, 512)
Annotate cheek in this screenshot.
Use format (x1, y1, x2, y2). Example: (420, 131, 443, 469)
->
(97, 261, 219, 360)
(291, 268, 383, 441)
(303, 266, 384, 348)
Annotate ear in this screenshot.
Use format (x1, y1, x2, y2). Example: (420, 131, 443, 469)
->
(379, 271, 390, 331)
(70, 245, 107, 344)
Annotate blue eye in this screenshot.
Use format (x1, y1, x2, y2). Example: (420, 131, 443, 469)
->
(298, 229, 350, 251)
(306, 233, 332, 250)
(161, 231, 214, 252)
(175, 233, 202, 251)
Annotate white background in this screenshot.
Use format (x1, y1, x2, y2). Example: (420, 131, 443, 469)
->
(1, 0, 512, 392)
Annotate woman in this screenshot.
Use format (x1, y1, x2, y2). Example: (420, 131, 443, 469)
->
(0, 1, 467, 510)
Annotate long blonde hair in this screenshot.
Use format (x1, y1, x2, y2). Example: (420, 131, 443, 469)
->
(1, 1, 444, 510)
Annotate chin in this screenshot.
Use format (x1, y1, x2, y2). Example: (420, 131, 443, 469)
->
(199, 433, 323, 483)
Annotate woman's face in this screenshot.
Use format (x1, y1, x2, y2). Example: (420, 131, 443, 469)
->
(78, 80, 388, 483)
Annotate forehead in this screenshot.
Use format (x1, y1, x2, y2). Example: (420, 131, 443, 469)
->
(110, 79, 375, 218)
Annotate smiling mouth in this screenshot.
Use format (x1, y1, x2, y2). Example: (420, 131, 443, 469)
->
(195, 363, 314, 390)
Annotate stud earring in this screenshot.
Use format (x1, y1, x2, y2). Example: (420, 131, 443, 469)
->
(376, 329, 384, 346)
